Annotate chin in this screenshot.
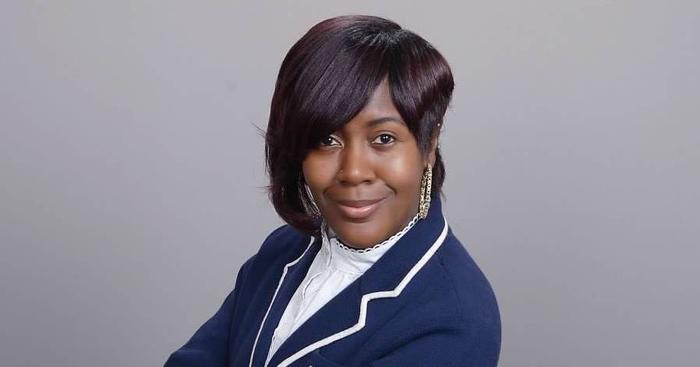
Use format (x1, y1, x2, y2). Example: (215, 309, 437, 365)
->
(334, 222, 389, 249)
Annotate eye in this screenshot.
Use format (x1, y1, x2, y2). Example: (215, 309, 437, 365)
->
(372, 133, 396, 145)
(319, 135, 341, 147)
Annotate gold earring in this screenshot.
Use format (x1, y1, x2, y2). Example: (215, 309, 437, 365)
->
(418, 164, 433, 219)
(303, 183, 321, 218)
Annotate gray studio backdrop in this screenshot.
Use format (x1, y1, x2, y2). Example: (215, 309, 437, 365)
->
(1, 1, 698, 366)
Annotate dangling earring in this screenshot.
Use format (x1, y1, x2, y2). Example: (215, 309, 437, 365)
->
(418, 164, 433, 219)
(304, 183, 322, 218)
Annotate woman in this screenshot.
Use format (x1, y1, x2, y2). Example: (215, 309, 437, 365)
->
(166, 15, 501, 367)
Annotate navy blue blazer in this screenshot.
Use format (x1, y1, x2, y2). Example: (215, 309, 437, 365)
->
(165, 198, 501, 366)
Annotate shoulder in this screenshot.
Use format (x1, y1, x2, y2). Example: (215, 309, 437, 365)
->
(229, 224, 314, 295)
(256, 223, 313, 259)
(434, 229, 501, 353)
(374, 229, 501, 365)
(436, 229, 500, 323)
(387, 227, 500, 331)
(239, 224, 314, 276)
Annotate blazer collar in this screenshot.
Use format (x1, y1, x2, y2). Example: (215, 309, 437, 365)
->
(262, 196, 449, 367)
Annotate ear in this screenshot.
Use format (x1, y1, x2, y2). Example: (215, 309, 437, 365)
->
(425, 123, 441, 167)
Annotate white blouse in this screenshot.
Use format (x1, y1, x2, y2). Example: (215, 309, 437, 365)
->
(265, 215, 419, 366)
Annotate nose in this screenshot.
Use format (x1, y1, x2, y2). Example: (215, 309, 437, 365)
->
(336, 141, 375, 185)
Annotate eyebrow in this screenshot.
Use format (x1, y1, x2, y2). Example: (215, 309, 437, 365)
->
(366, 116, 405, 127)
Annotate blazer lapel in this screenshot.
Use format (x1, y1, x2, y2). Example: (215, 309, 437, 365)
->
(248, 237, 321, 367)
(267, 196, 449, 367)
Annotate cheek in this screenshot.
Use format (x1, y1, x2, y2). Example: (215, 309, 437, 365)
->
(377, 152, 423, 195)
(302, 153, 337, 191)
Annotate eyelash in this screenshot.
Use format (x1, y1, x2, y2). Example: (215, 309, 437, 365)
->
(319, 135, 341, 147)
(318, 134, 396, 148)
(372, 133, 396, 145)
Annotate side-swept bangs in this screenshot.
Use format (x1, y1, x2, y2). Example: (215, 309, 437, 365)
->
(265, 15, 454, 234)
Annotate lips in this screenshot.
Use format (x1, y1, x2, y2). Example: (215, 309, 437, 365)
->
(334, 197, 386, 220)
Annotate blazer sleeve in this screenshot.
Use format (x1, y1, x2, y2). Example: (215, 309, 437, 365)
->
(368, 316, 501, 367)
(164, 256, 255, 367)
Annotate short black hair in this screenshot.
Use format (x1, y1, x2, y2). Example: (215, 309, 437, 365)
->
(265, 15, 454, 235)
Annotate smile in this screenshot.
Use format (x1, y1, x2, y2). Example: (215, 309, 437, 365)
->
(334, 197, 387, 220)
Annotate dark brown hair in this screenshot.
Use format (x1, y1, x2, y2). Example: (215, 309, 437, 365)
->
(265, 15, 454, 235)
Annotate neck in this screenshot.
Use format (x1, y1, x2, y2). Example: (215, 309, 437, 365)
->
(323, 212, 421, 251)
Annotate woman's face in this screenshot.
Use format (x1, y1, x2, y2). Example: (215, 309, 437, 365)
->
(302, 80, 437, 248)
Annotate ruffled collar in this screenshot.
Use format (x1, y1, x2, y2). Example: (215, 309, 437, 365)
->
(318, 214, 420, 274)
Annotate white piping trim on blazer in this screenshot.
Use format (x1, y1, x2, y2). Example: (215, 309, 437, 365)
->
(276, 217, 449, 367)
(249, 237, 316, 367)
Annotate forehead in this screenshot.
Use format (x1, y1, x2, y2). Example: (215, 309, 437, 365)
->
(347, 79, 404, 126)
